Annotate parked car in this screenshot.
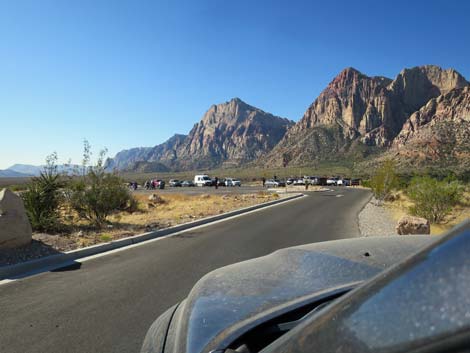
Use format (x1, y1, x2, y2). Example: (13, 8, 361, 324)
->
(293, 178, 305, 185)
(286, 178, 295, 185)
(308, 176, 323, 185)
(351, 178, 361, 186)
(169, 179, 182, 187)
(194, 175, 213, 187)
(225, 178, 241, 187)
(154, 179, 165, 189)
(326, 177, 338, 186)
(142, 221, 470, 353)
(265, 179, 286, 187)
(337, 178, 351, 186)
(181, 180, 195, 187)
(216, 178, 226, 187)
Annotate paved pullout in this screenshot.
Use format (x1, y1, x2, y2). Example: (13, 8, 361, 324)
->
(0, 188, 370, 353)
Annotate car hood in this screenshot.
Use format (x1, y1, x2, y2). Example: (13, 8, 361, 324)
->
(144, 236, 434, 353)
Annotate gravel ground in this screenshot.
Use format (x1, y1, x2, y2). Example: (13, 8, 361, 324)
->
(359, 197, 397, 237)
(0, 239, 60, 266)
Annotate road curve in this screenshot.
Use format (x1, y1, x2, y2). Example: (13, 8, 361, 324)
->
(0, 188, 370, 353)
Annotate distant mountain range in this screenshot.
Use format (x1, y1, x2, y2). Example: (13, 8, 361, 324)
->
(0, 169, 32, 178)
(6, 65, 469, 177)
(105, 98, 294, 171)
(0, 164, 81, 178)
(106, 65, 469, 174)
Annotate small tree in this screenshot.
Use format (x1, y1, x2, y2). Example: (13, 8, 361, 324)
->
(407, 176, 463, 223)
(370, 160, 398, 202)
(68, 145, 134, 228)
(22, 152, 63, 231)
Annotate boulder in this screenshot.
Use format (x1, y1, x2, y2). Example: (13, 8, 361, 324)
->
(396, 216, 430, 235)
(0, 189, 32, 249)
(148, 193, 165, 204)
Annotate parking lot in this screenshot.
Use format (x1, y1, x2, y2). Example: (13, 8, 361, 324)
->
(134, 184, 270, 195)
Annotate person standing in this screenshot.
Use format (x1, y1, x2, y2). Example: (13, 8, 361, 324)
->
(262, 177, 266, 187)
(215, 176, 219, 190)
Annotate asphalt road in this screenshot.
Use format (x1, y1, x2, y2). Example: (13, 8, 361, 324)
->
(0, 188, 370, 353)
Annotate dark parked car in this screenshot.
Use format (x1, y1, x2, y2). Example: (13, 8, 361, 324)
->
(141, 221, 470, 353)
(169, 179, 182, 187)
(181, 180, 195, 187)
(351, 178, 361, 186)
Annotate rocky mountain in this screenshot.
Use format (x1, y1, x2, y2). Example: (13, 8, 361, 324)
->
(105, 134, 187, 171)
(106, 98, 294, 171)
(390, 86, 470, 170)
(263, 65, 469, 167)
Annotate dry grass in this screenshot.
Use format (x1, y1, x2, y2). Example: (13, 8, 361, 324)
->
(113, 192, 279, 227)
(34, 192, 280, 251)
(384, 190, 470, 235)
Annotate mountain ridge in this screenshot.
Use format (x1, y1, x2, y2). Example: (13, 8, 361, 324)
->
(262, 65, 469, 168)
(106, 98, 294, 171)
(78, 65, 470, 174)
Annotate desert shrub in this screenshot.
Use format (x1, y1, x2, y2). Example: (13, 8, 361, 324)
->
(370, 160, 398, 202)
(22, 153, 63, 232)
(67, 146, 135, 228)
(407, 176, 463, 223)
(68, 170, 133, 228)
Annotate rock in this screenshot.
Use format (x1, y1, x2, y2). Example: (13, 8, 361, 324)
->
(145, 222, 159, 230)
(396, 216, 430, 235)
(0, 189, 32, 249)
(391, 86, 470, 168)
(148, 193, 165, 204)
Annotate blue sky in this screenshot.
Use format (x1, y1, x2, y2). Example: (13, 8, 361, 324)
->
(0, 0, 469, 169)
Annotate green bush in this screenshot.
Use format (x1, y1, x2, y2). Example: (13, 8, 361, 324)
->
(21, 153, 62, 232)
(68, 170, 133, 228)
(370, 160, 398, 202)
(67, 147, 135, 228)
(407, 176, 463, 223)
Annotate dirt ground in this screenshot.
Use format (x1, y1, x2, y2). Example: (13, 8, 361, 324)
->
(384, 190, 470, 235)
(34, 192, 281, 252)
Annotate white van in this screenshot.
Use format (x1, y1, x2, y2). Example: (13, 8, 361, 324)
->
(194, 175, 212, 187)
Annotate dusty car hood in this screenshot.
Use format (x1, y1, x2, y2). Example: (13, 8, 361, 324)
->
(153, 236, 433, 353)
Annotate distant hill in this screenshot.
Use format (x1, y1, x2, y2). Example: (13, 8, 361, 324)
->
(6, 163, 81, 176)
(105, 134, 187, 171)
(7, 164, 42, 176)
(0, 169, 31, 178)
(106, 98, 294, 172)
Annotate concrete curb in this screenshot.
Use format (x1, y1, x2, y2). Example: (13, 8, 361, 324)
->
(0, 193, 304, 281)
